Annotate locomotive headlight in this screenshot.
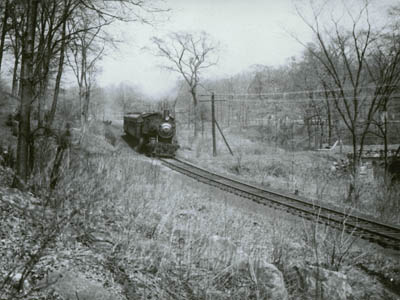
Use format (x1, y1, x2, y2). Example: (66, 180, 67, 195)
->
(161, 123, 172, 132)
(159, 122, 173, 138)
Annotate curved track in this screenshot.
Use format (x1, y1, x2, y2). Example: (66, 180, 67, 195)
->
(160, 157, 400, 251)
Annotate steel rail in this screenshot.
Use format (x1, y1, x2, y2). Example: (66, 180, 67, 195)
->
(160, 157, 400, 250)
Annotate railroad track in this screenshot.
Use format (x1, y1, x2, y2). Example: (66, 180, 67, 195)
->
(160, 157, 400, 251)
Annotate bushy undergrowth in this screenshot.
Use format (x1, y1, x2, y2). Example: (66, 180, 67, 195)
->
(1, 122, 398, 299)
(49, 148, 294, 298)
(0, 177, 82, 299)
(360, 178, 400, 224)
(178, 125, 400, 225)
(49, 143, 397, 298)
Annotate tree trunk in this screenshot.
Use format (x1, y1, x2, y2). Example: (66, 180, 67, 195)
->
(326, 100, 332, 146)
(11, 54, 20, 96)
(0, 0, 10, 75)
(18, 59, 24, 98)
(347, 131, 360, 204)
(83, 89, 90, 123)
(47, 0, 69, 127)
(37, 81, 48, 127)
(305, 117, 312, 149)
(352, 133, 359, 171)
(36, 10, 48, 127)
(15, 0, 39, 185)
(319, 121, 324, 149)
(382, 103, 389, 182)
(191, 89, 200, 140)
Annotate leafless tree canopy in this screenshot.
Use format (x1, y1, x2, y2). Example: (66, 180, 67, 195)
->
(0, 0, 165, 185)
(295, 2, 400, 159)
(151, 31, 219, 138)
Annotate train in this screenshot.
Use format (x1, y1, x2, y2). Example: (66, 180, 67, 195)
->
(123, 110, 179, 157)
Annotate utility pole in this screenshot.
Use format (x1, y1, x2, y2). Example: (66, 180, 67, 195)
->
(200, 93, 232, 156)
(212, 92, 217, 156)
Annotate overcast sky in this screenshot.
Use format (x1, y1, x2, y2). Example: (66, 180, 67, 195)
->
(98, 0, 395, 98)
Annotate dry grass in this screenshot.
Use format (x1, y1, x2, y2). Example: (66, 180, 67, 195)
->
(177, 124, 400, 225)
(48, 127, 296, 297)
(48, 128, 393, 299)
(2, 120, 396, 299)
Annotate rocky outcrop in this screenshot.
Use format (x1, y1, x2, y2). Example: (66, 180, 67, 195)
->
(294, 265, 354, 300)
(226, 258, 288, 300)
(195, 235, 240, 269)
(50, 270, 123, 300)
(191, 235, 288, 300)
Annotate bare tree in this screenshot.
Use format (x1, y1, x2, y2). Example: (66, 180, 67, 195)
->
(15, 0, 39, 185)
(6, 0, 25, 97)
(10, 0, 166, 185)
(289, 48, 338, 149)
(365, 4, 400, 175)
(0, 0, 11, 76)
(67, 14, 105, 126)
(296, 1, 400, 202)
(115, 82, 143, 114)
(151, 31, 219, 139)
(46, 0, 76, 127)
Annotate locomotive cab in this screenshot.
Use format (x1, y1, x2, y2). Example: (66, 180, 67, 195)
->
(123, 110, 178, 157)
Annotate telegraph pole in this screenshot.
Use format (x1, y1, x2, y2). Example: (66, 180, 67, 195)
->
(212, 92, 217, 156)
(200, 93, 232, 156)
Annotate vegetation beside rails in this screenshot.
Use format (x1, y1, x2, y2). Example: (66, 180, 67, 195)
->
(177, 125, 400, 226)
(0, 125, 399, 299)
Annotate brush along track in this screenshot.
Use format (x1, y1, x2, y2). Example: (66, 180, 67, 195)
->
(160, 157, 400, 251)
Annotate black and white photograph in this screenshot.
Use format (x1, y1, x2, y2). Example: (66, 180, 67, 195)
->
(0, 0, 399, 299)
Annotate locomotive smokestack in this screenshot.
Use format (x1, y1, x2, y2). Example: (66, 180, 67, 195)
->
(163, 110, 170, 119)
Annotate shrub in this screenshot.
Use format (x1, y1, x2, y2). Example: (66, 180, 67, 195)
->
(300, 214, 361, 272)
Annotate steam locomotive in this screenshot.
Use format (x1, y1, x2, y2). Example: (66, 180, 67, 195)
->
(123, 110, 179, 157)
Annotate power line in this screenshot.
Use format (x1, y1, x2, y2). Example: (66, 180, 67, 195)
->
(200, 94, 400, 103)
(199, 84, 400, 99)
